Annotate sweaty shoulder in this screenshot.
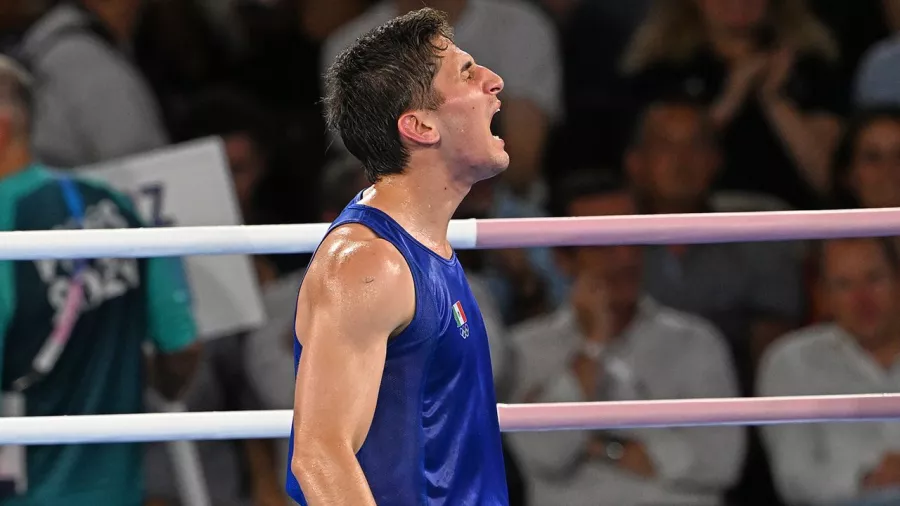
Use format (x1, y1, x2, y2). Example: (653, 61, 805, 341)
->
(299, 224, 415, 340)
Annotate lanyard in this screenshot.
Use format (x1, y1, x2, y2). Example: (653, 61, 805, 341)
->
(10, 177, 88, 392)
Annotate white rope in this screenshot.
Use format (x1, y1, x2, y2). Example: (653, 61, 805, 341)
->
(3, 207, 900, 259)
(4, 394, 900, 445)
(0, 220, 478, 260)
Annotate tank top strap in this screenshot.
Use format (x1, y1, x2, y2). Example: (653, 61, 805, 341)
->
(328, 205, 408, 249)
(328, 191, 458, 268)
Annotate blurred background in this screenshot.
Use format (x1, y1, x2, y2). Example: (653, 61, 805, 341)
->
(4, 0, 900, 505)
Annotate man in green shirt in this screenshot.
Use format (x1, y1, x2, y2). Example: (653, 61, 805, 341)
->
(0, 56, 200, 506)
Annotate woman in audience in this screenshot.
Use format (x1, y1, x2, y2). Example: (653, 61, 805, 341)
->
(622, 0, 845, 210)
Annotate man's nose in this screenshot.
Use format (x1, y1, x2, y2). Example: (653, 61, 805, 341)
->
(483, 68, 504, 95)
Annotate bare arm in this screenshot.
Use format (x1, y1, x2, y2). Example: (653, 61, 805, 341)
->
(289, 226, 415, 506)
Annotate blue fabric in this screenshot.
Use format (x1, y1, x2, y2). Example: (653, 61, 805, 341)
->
(56, 176, 85, 223)
(286, 192, 509, 505)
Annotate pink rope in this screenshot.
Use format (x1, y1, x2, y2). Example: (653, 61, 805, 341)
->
(498, 394, 900, 431)
(475, 208, 900, 248)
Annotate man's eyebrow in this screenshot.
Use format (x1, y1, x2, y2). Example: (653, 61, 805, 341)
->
(460, 60, 474, 74)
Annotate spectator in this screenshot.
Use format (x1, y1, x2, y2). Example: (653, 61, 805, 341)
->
(759, 237, 900, 506)
(321, 0, 562, 202)
(0, 55, 199, 506)
(16, 0, 169, 167)
(627, 99, 804, 379)
(832, 107, 900, 210)
(622, 0, 845, 209)
(811, 107, 900, 323)
(625, 100, 801, 506)
(507, 173, 743, 506)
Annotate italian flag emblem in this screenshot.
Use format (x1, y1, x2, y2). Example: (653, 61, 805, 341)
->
(452, 301, 467, 327)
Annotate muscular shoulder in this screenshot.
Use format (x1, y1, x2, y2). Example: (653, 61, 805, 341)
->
(301, 224, 414, 329)
(312, 225, 408, 283)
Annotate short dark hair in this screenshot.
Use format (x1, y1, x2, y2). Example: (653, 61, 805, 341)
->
(323, 8, 453, 183)
(628, 97, 716, 150)
(814, 236, 900, 277)
(548, 169, 627, 218)
(830, 106, 900, 207)
(0, 55, 33, 133)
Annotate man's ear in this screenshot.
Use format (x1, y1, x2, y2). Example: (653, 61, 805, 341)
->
(398, 111, 440, 146)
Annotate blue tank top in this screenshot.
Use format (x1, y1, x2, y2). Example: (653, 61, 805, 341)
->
(286, 193, 509, 505)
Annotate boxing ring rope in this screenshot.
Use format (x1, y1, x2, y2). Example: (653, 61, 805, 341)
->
(3, 207, 900, 259)
(4, 208, 900, 506)
(0, 394, 898, 445)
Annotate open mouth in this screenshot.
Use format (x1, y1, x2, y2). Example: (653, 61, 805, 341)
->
(490, 104, 502, 141)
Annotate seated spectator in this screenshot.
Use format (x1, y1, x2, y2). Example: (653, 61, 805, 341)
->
(0, 55, 199, 506)
(16, 0, 169, 167)
(622, 0, 845, 209)
(627, 98, 803, 382)
(321, 0, 562, 203)
(832, 107, 900, 210)
(759, 237, 900, 506)
(507, 173, 743, 506)
(625, 100, 802, 506)
(817, 108, 900, 322)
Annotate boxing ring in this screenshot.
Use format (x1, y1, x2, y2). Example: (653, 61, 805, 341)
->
(4, 207, 900, 504)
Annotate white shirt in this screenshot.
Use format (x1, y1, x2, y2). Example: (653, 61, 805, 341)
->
(758, 324, 900, 506)
(507, 298, 744, 506)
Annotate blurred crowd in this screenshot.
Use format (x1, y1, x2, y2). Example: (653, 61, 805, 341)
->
(3, 0, 900, 505)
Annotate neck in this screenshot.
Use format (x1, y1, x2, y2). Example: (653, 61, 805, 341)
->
(0, 141, 32, 180)
(708, 29, 757, 62)
(366, 160, 471, 254)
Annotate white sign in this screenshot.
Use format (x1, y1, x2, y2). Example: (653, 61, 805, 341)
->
(78, 138, 266, 339)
